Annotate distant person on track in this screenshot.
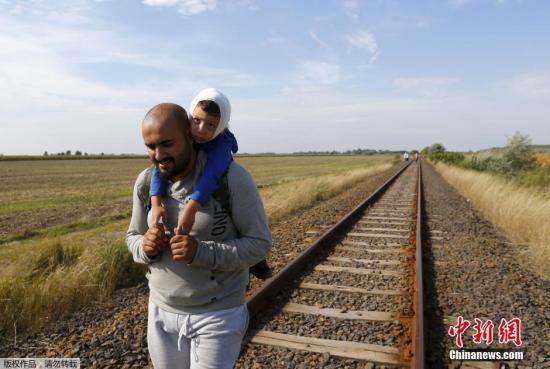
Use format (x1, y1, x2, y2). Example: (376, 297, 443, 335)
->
(414, 152, 418, 162)
(126, 102, 272, 369)
(403, 152, 409, 161)
(149, 88, 272, 280)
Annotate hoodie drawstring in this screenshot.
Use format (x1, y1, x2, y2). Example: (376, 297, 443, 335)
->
(177, 314, 200, 363)
(177, 314, 190, 352)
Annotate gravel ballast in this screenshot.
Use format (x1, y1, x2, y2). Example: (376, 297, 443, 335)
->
(422, 160, 549, 369)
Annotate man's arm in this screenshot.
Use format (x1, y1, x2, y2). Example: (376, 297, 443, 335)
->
(126, 170, 163, 264)
(189, 163, 272, 271)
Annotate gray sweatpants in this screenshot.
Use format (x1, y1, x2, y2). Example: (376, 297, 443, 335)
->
(147, 299, 249, 369)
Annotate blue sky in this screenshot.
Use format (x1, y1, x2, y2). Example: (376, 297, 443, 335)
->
(0, 0, 549, 155)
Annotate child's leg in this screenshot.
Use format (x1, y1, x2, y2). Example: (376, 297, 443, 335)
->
(176, 199, 201, 235)
(151, 195, 166, 225)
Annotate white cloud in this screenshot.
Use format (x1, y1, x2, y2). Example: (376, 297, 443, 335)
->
(143, 0, 217, 15)
(299, 61, 341, 85)
(504, 71, 550, 98)
(0, 0, 96, 24)
(309, 31, 330, 50)
(394, 77, 460, 97)
(0, 14, 187, 113)
(342, 0, 359, 20)
(346, 30, 379, 65)
(394, 77, 460, 89)
(347, 31, 378, 53)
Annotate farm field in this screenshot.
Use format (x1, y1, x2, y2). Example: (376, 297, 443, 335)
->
(0, 154, 396, 342)
(0, 155, 393, 243)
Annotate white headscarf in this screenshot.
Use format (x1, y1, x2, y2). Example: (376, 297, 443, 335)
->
(188, 88, 231, 140)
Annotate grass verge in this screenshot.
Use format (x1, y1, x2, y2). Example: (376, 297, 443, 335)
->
(0, 221, 146, 345)
(433, 162, 550, 280)
(261, 163, 394, 222)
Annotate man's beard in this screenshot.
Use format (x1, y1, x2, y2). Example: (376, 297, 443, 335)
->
(155, 158, 176, 179)
(153, 147, 194, 180)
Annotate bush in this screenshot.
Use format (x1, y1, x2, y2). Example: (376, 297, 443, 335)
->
(428, 151, 465, 165)
(503, 132, 536, 173)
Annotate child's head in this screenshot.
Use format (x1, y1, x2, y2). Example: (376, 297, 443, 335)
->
(190, 100, 221, 144)
(188, 88, 231, 144)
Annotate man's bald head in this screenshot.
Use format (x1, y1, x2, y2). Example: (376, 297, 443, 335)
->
(142, 103, 196, 181)
(142, 103, 189, 133)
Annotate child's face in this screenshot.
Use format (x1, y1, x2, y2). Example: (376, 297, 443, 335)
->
(190, 106, 220, 144)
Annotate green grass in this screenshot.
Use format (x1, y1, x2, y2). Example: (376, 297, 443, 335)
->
(427, 147, 550, 193)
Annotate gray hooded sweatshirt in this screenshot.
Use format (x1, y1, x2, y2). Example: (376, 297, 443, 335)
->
(126, 155, 271, 315)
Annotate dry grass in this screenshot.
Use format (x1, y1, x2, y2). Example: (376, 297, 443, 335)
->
(535, 153, 550, 168)
(434, 162, 550, 280)
(261, 163, 393, 222)
(0, 221, 145, 341)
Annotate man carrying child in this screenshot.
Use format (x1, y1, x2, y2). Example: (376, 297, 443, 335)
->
(126, 94, 272, 368)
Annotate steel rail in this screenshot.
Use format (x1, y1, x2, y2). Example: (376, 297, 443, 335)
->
(246, 160, 411, 316)
(411, 159, 425, 369)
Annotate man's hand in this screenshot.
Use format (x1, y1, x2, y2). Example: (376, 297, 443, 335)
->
(170, 234, 198, 262)
(143, 223, 168, 258)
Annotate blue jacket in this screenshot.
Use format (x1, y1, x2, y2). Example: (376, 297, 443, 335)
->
(150, 129, 239, 205)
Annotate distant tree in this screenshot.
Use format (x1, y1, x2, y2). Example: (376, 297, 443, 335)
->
(43, 151, 48, 156)
(100, 152, 105, 156)
(66, 150, 72, 156)
(75, 150, 82, 156)
(84, 152, 88, 156)
(504, 131, 536, 172)
(429, 143, 446, 153)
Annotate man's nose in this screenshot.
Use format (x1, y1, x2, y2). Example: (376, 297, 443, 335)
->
(154, 147, 166, 161)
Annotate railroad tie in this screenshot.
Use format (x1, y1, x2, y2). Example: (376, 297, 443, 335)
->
(326, 256, 400, 265)
(249, 330, 408, 366)
(348, 232, 409, 239)
(314, 265, 404, 276)
(299, 282, 406, 295)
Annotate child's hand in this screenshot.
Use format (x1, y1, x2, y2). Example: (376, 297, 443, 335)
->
(152, 204, 167, 225)
(175, 200, 200, 235)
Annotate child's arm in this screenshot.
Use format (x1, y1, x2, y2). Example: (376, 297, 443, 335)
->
(175, 131, 237, 235)
(150, 166, 168, 225)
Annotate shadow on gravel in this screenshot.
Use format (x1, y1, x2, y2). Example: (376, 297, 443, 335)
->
(422, 210, 448, 369)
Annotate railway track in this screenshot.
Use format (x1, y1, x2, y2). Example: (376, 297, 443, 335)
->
(242, 161, 425, 368)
